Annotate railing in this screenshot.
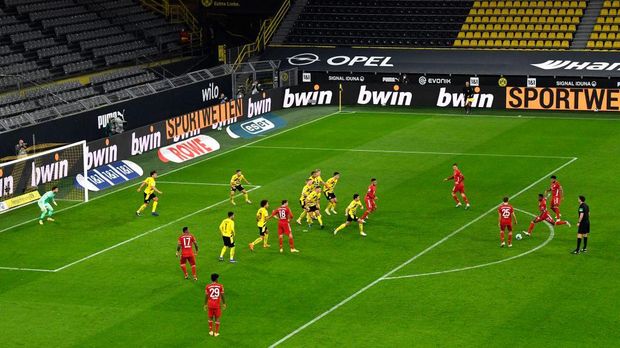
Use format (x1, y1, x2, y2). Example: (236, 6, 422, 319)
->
(140, 0, 203, 48)
(231, 0, 290, 69)
(140, 0, 170, 17)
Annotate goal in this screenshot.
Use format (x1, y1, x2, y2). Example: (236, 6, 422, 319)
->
(0, 141, 88, 213)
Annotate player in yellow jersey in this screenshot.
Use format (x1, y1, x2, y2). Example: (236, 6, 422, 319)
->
(333, 194, 366, 237)
(136, 170, 162, 217)
(230, 169, 251, 205)
(323, 172, 340, 215)
(249, 200, 271, 251)
(296, 178, 315, 225)
(219, 212, 237, 263)
(304, 186, 324, 229)
(309, 169, 325, 188)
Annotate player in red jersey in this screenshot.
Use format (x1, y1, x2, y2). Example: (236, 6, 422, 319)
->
(176, 226, 199, 280)
(524, 194, 571, 236)
(204, 273, 226, 337)
(444, 163, 470, 209)
(360, 178, 378, 221)
(268, 200, 299, 253)
(544, 175, 563, 221)
(498, 197, 517, 248)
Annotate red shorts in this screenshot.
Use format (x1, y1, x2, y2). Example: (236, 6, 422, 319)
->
(208, 306, 221, 318)
(499, 223, 513, 232)
(180, 255, 196, 266)
(452, 183, 465, 194)
(365, 196, 376, 211)
(534, 213, 554, 224)
(278, 222, 291, 235)
(551, 196, 561, 207)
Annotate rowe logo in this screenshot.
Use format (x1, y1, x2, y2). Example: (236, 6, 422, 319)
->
(158, 135, 220, 163)
(532, 60, 620, 71)
(436, 87, 494, 108)
(131, 126, 162, 155)
(31, 154, 68, 186)
(86, 139, 118, 170)
(0, 170, 14, 197)
(357, 85, 412, 106)
(282, 87, 333, 108)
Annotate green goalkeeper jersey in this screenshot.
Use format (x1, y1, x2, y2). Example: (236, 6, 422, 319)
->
(39, 191, 56, 204)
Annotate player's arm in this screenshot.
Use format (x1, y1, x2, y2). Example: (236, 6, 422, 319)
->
(204, 293, 209, 311)
(153, 184, 162, 194)
(577, 211, 584, 226)
(194, 241, 199, 255)
(52, 197, 57, 206)
(176, 243, 181, 258)
(443, 175, 454, 181)
(544, 187, 551, 197)
(220, 292, 226, 309)
(137, 181, 145, 192)
(242, 175, 251, 185)
(512, 212, 517, 225)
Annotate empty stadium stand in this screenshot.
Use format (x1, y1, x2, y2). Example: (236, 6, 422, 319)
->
(587, 0, 620, 49)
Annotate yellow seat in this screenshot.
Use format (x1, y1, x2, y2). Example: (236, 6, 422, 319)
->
(523, 32, 531, 39)
(615, 17, 620, 24)
(591, 32, 599, 40)
(600, 32, 608, 40)
(609, 33, 617, 40)
(565, 32, 573, 39)
(514, 32, 523, 39)
(601, 9, 609, 16)
(604, 0, 611, 7)
(562, 0, 569, 6)
(596, 41, 604, 49)
(510, 24, 518, 30)
(569, 24, 576, 31)
(507, 32, 515, 39)
(466, 31, 474, 38)
(511, 39, 519, 47)
(561, 40, 569, 49)
(604, 41, 613, 49)
(490, 32, 498, 39)
(553, 40, 562, 48)
(613, 25, 620, 32)
(526, 8, 533, 15)
(518, 24, 526, 30)
(454, 39, 462, 47)
(543, 24, 552, 31)
(517, 9, 525, 15)
(532, 32, 540, 39)
(474, 32, 482, 38)
(587, 41, 595, 48)
(519, 40, 527, 47)
(548, 32, 557, 39)
(613, 41, 620, 49)
(544, 41, 553, 48)
(462, 39, 471, 46)
(498, 32, 507, 39)
(602, 24, 611, 32)
(571, 17, 580, 24)
(527, 24, 535, 30)
(482, 31, 490, 39)
(481, 1, 489, 7)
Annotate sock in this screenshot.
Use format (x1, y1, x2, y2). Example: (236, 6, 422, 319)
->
(263, 233, 269, 246)
(251, 237, 263, 246)
(137, 204, 147, 213)
(230, 247, 235, 260)
(219, 246, 227, 258)
(209, 320, 213, 332)
(583, 236, 588, 249)
(553, 207, 561, 219)
(288, 236, 295, 249)
(244, 193, 249, 201)
(576, 237, 581, 250)
(279, 235, 283, 248)
(331, 202, 337, 211)
(230, 194, 234, 203)
(508, 232, 512, 244)
(555, 220, 567, 226)
(306, 214, 312, 224)
(335, 223, 346, 232)
(298, 210, 306, 221)
(359, 223, 364, 233)
(215, 321, 220, 333)
(361, 211, 369, 220)
(180, 263, 187, 276)
(151, 201, 158, 212)
(500, 231, 505, 243)
(452, 194, 460, 204)
(39, 211, 46, 220)
(528, 222, 535, 234)
(191, 265, 196, 277)
(462, 194, 469, 204)
(317, 215, 323, 226)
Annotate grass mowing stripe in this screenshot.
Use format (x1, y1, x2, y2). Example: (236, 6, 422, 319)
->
(247, 145, 577, 160)
(269, 157, 577, 347)
(382, 208, 554, 280)
(52, 187, 261, 273)
(157, 181, 260, 187)
(0, 110, 341, 235)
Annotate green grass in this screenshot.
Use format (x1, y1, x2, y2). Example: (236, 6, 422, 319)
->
(1, 106, 619, 347)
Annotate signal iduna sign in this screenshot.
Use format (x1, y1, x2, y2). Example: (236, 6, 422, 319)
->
(158, 135, 220, 163)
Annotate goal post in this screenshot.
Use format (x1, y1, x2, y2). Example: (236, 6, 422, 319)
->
(0, 141, 88, 213)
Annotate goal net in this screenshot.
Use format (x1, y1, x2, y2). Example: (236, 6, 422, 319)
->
(0, 141, 88, 213)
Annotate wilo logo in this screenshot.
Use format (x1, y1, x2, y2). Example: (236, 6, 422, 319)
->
(31, 154, 68, 186)
(282, 87, 333, 108)
(86, 138, 118, 170)
(436, 87, 494, 108)
(201, 82, 220, 102)
(131, 126, 162, 155)
(0, 169, 14, 197)
(247, 97, 272, 118)
(97, 110, 125, 129)
(357, 85, 412, 106)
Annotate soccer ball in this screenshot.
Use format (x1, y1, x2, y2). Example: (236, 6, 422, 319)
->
(515, 233, 523, 241)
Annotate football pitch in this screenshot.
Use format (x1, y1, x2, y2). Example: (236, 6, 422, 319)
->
(1, 106, 619, 347)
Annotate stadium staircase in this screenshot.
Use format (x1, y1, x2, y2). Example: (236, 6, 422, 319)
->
(270, 0, 308, 45)
(139, 0, 203, 51)
(571, 0, 603, 48)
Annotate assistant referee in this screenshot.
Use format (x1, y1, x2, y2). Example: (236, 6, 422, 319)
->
(572, 195, 590, 254)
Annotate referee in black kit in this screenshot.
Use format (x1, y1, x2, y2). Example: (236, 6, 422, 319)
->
(572, 195, 590, 254)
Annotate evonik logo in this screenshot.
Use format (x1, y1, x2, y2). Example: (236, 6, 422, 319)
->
(131, 128, 162, 155)
(436, 87, 494, 108)
(357, 85, 412, 106)
(532, 60, 620, 71)
(31, 157, 68, 186)
(86, 140, 118, 170)
(282, 88, 333, 108)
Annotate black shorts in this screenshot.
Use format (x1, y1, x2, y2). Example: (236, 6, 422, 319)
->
(307, 206, 319, 212)
(222, 236, 235, 247)
(578, 222, 590, 234)
(231, 185, 244, 192)
(258, 226, 268, 236)
(299, 199, 305, 208)
(324, 192, 336, 200)
(346, 214, 358, 222)
(144, 192, 156, 203)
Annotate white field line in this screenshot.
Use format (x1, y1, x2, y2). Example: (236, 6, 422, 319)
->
(268, 157, 577, 348)
(382, 208, 554, 280)
(51, 186, 261, 273)
(157, 181, 260, 187)
(347, 109, 620, 122)
(0, 266, 55, 272)
(247, 145, 577, 160)
(0, 110, 341, 235)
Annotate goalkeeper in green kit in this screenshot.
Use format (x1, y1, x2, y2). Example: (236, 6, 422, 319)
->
(38, 186, 58, 225)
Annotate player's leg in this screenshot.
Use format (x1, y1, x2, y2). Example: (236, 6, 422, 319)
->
(331, 197, 338, 213)
(507, 225, 513, 247)
(278, 225, 284, 252)
(250, 227, 264, 250)
(38, 203, 47, 224)
(452, 187, 461, 206)
(230, 188, 236, 205)
(582, 232, 588, 252)
(288, 231, 298, 252)
(214, 309, 222, 336)
(334, 220, 349, 235)
(306, 209, 313, 225)
(524, 217, 540, 236)
(242, 189, 251, 204)
(219, 240, 227, 261)
(229, 238, 236, 262)
(180, 257, 188, 278)
(316, 211, 324, 228)
(208, 312, 215, 335)
(189, 256, 197, 280)
(297, 201, 306, 224)
(151, 196, 159, 216)
(45, 203, 55, 221)
(551, 215, 570, 227)
(460, 187, 470, 208)
(358, 219, 366, 236)
(500, 225, 505, 246)
(263, 230, 270, 247)
(137, 193, 149, 215)
(573, 233, 583, 254)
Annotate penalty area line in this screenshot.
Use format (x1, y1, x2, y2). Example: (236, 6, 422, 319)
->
(382, 208, 554, 280)
(268, 157, 577, 347)
(157, 181, 260, 187)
